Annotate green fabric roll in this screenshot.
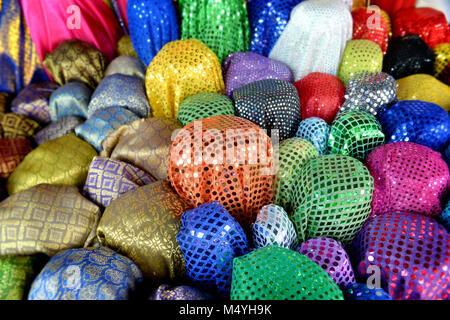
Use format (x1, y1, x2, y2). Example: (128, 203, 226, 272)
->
(0, 256, 37, 300)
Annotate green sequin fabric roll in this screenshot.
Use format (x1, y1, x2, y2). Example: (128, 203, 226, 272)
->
(230, 246, 344, 300)
(0, 256, 36, 300)
(328, 110, 385, 161)
(179, 0, 250, 63)
(290, 154, 374, 244)
(177, 92, 235, 126)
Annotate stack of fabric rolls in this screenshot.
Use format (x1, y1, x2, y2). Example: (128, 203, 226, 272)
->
(0, 0, 449, 301)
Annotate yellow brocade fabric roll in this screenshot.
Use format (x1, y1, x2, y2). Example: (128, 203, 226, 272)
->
(6, 133, 97, 195)
(97, 180, 190, 280)
(0, 255, 37, 300)
(396, 74, 450, 111)
(0, 184, 100, 257)
(0, 113, 40, 138)
(101, 118, 182, 180)
(117, 35, 138, 58)
(145, 39, 225, 118)
(43, 39, 107, 89)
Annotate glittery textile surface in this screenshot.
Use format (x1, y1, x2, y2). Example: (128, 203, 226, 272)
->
(49, 82, 92, 121)
(150, 284, 212, 300)
(343, 283, 392, 300)
(352, 8, 389, 55)
(34, 116, 84, 146)
(0, 138, 32, 178)
(433, 42, 450, 84)
(296, 117, 330, 156)
(438, 201, 450, 232)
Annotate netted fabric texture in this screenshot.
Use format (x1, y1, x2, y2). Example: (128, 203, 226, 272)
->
(223, 52, 293, 97)
(0, 113, 40, 139)
(337, 40, 383, 86)
(145, 39, 225, 118)
(104, 56, 146, 80)
(351, 212, 450, 300)
(296, 117, 330, 156)
(150, 284, 212, 300)
(34, 116, 84, 146)
(343, 283, 392, 300)
(0, 138, 32, 179)
(351, 8, 389, 55)
(168, 115, 274, 230)
(232, 79, 301, 141)
(290, 154, 374, 244)
(379, 100, 450, 152)
(293, 72, 345, 124)
(177, 93, 234, 126)
(434, 42, 450, 85)
(176, 201, 249, 298)
(230, 246, 344, 300)
(295, 237, 356, 288)
(252, 204, 298, 250)
(365, 142, 449, 218)
(128, 0, 179, 66)
(340, 72, 398, 117)
(328, 110, 385, 161)
(383, 35, 435, 79)
(437, 201, 450, 232)
(269, 0, 352, 81)
(180, 0, 249, 63)
(273, 138, 319, 209)
(49, 82, 92, 121)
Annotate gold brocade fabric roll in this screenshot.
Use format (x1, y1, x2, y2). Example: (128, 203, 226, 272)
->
(43, 39, 107, 89)
(145, 39, 225, 118)
(117, 35, 138, 58)
(0, 255, 37, 300)
(100, 118, 182, 180)
(97, 180, 190, 280)
(0, 113, 40, 139)
(6, 133, 97, 195)
(0, 184, 100, 257)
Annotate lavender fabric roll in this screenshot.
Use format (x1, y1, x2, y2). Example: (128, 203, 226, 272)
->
(34, 116, 84, 145)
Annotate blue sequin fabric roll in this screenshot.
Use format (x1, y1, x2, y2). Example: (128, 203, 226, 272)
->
(295, 117, 330, 155)
(343, 283, 392, 300)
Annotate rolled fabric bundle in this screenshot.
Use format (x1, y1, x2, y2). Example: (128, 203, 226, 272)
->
(128, 0, 179, 66)
(383, 35, 435, 79)
(0, 113, 40, 139)
(83, 156, 155, 207)
(269, 0, 353, 81)
(177, 93, 235, 126)
(337, 39, 383, 86)
(101, 118, 182, 180)
(28, 247, 143, 300)
(168, 115, 274, 230)
(273, 137, 319, 209)
(49, 82, 92, 121)
(416, 0, 450, 22)
(0, 138, 32, 178)
(380, 10, 393, 38)
(396, 74, 450, 111)
(10, 83, 58, 125)
(371, 0, 416, 17)
(6, 133, 97, 195)
(112, 0, 129, 31)
(343, 283, 392, 300)
(0, 256, 38, 300)
(233, 79, 301, 141)
(223, 52, 293, 97)
(97, 181, 189, 280)
(293, 72, 345, 124)
(379, 100, 450, 152)
(230, 246, 344, 300)
(295, 237, 355, 288)
(392, 7, 450, 49)
(351, 212, 449, 300)
(150, 284, 213, 300)
(340, 72, 398, 118)
(43, 40, 107, 89)
(145, 39, 225, 118)
(34, 116, 84, 146)
(328, 110, 385, 161)
(104, 56, 146, 80)
(351, 8, 389, 55)
(0, 184, 100, 256)
(434, 43, 450, 85)
(252, 204, 298, 250)
(116, 35, 138, 57)
(437, 201, 450, 232)
(290, 154, 374, 244)
(365, 142, 449, 218)
(176, 201, 249, 298)
(296, 117, 330, 156)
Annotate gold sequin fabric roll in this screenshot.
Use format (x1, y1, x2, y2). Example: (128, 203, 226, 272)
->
(43, 39, 107, 89)
(0, 113, 40, 139)
(145, 39, 225, 118)
(97, 180, 190, 280)
(6, 133, 97, 195)
(0, 184, 100, 257)
(101, 118, 182, 180)
(117, 35, 138, 58)
(434, 42, 450, 85)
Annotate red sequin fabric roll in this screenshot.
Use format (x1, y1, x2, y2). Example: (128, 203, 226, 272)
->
(352, 8, 389, 55)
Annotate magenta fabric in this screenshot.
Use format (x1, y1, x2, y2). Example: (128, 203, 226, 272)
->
(117, 0, 129, 30)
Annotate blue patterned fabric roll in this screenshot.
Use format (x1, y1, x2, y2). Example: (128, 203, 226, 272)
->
(28, 246, 143, 300)
(343, 283, 392, 300)
(296, 117, 330, 155)
(34, 116, 84, 145)
(49, 82, 92, 121)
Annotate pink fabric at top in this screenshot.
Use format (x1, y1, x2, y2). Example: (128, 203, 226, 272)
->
(117, 0, 129, 30)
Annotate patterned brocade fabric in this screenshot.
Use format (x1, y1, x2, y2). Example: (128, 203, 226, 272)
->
(0, 184, 100, 257)
(0, 138, 32, 178)
(34, 116, 84, 146)
(0, 256, 37, 300)
(49, 82, 92, 121)
(0, 113, 40, 139)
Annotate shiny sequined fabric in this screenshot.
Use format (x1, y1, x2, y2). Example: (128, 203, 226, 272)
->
(145, 39, 225, 118)
(233, 79, 301, 141)
(0, 138, 32, 178)
(0, 256, 37, 300)
(0, 113, 40, 139)
(252, 204, 297, 250)
(168, 115, 274, 230)
(343, 283, 392, 300)
(34, 116, 84, 146)
(296, 117, 330, 156)
(365, 142, 449, 218)
(104, 56, 146, 80)
(49, 82, 92, 121)
(434, 43, 450, 84)
(352, 8, 389, 55)
(270, 0, 353, 81)
(438, 201, 450, 232)
(296, 237, 356, 288)
(290, 154, 374, 244)
(150, 284, 212, 300)
(351, 212, 450, 300)
(28, 247, 143, 300)
(176, 202, 249, 298)
(230, 246, 344, 300)
(293, 72, 345, 124)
